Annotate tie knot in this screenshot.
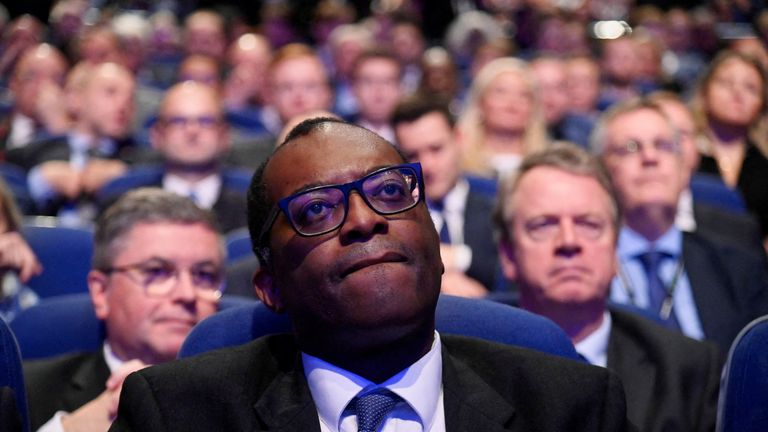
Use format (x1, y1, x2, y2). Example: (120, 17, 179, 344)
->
(637, 250, 668, 272)
(429, 199, 445, 212)
(353, 389, 401, 432)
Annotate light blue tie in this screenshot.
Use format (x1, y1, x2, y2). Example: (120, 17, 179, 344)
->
(354, 390, 401, 432)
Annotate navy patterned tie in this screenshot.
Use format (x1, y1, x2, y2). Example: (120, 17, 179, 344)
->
(637, 251, 680, 329)
(431, 200, 451, 243)
(353, 390, 401, 432)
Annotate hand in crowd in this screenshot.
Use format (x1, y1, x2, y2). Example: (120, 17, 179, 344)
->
(440, 271, 488, 298)
(80, 159, 128, 195)
(34, 80, 71, 135)
(60, 359, 148, 432)
(39, 159, 128, 199)
(0, 231, 42, 282)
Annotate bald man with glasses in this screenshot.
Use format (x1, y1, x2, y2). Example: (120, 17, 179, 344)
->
(24, 188, 224, 432)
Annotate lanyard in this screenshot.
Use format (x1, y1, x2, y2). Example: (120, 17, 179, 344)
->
(616, 255, 685, 320)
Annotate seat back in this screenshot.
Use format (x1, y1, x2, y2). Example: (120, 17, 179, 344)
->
(0, 318, 29, 432)
(224, 227, 254, 263)
(21, 224, 93, 298)
(717, 315, 768, 432)
(95, 165, 163, 204)
(690, 173, 747, 214)
(179, 295, 580, 360)
(10, 293, 255, 360)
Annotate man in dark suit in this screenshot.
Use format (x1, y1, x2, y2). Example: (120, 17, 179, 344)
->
(98, 81, 248, 233)
(495, 142, 720, 431)
(591, 97, 768, 356)
(23, 189, 224, 431)
(393, 95, 500, 296)
(110, 118, 631, 431)
(6, 61, 137, 219)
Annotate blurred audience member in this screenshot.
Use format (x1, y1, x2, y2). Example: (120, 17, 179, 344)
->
(7, 62, 136, 222)
(495, 142, 720, 432)
(2, 44, 69, 150)
(591, 97, 768, 356)
(71, 25, 124, 67)
(418, 47, 462, 114)
(325, 24, 373, 118)
(182, 10, 227, 63)
(223, 33, 272, 113)
(388, 17, 426, 93)
(598, 36, 641, 109)
(24, 188, 223, 431)
(691, 50, 768, 248)
(393, 95, 499, 296)
(530, 56, 570, 140)
(0, 15, 44, 80)
(560, 54, 601, 147)
(457, 57, 548, 177)
(0, 177, 41, 321)
(348, 48, 402, 142)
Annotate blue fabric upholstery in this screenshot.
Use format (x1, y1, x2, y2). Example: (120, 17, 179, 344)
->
(690, 173, 747, 214)
(21, 224, 93, 298)
(0, 318, 29, 432)
(10, 293, 256, 360)
(179, 295, 580, 360)
(717, 315, 768, 432)
(224, 227, 254, 264)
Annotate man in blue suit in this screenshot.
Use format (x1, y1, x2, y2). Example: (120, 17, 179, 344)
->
(393, 96, 500, 296)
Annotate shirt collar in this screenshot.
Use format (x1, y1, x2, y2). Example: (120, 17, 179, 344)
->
(303, 331, 443, 431)
(574, 311, 611, 368)
(162, 173, 222, 209)
(675, 188, 697, 233)
(102, 341, 126, 374)
(617, 225, 682, 259)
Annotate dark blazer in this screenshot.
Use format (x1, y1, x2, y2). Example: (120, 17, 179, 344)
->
(0, 386, 23, 432)
(607, 308, 720, 432)
(463, 184, 500, 291)
(683, 231, 768, 356)
(110, 334, 631, 431)
(693, 202, 765, 258)
(23, 351, 110, 431)
(5, 136, 138, 171)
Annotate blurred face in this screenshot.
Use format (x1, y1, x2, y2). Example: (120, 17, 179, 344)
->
(395, 112, 460, 201)
(602, 38, 638, 84)
(480, 71, 534, 133)
(257, 123, 442, 346)
(185, 16, 226, 60)
(704, 57, 764, 128)
(10, 47, 67, 117)
(353, 57, 402, 123)
(390, 24, 424, 65)
(601, 108, 685, 214)
(77, 64, 135, 139)
(178, 56, 220, 86)
(566, 58, 600, 113)
(268, 56, 332, 123)
(152, 84, 229, 168)
(531, 59, 569, 125)
(79, 31, 122, 65)
(501, 167, 617, 309)
(657, 99, 700, 176)
(89, 222, 221, 364)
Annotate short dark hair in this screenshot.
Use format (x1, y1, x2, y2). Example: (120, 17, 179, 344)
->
(351, 48, 402, 81)
(391, 93, 455, 129)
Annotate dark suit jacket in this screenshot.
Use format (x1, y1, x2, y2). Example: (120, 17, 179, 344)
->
(607, 308, 720, 432)
(693, 202, 765, 259)
(683, 231, 768, 356)
(0, 386, 23, 432)
(23, 351, 110, 431)
(463, 185, 500, 291)
(110, 334, 631, 431)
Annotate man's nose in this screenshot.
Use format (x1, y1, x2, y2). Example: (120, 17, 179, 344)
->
(554, 220, 581, 256)
(339, 192, 388, 243)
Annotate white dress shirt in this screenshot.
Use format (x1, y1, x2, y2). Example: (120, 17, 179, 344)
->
(428, 179, 472, 272)
(574, 311, 612, 368)
(162, 173, 222, 210)
(303, 332, 446, 432)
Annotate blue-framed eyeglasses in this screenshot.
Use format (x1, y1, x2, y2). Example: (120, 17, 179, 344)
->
(259, 163, 424, 242)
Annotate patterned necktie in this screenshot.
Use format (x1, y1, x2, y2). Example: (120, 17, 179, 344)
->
(353, 389, 401, 432)
(431, 200, 451, 243)
(637, 251, 680, 329)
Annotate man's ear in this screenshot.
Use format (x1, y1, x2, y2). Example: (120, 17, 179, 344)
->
(88, 270, 110, 320)
(498, 240, 518, 282)
(253, 267, 285, 313)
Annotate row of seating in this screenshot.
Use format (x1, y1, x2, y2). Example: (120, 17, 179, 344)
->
(1, 294, 766, 431)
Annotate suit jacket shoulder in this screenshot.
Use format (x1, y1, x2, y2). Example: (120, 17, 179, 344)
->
(693, 202, 765, 257)
(24, 351, 110, 430)
(5, 136, 70, 171)
(441, 335, 631, 432)
(683, 231, 768, 354)
(607, 308, 720, 432)
(463, 185, 501, 291)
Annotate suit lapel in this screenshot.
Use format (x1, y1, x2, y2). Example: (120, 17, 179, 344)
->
(442, 345, 516, 432)
(63, 352, 111, 412)
(252, 358, 321, 432)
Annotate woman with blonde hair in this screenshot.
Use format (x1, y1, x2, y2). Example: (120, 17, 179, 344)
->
(456, 57, 549, 177)
(691, 50, 768, 245)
